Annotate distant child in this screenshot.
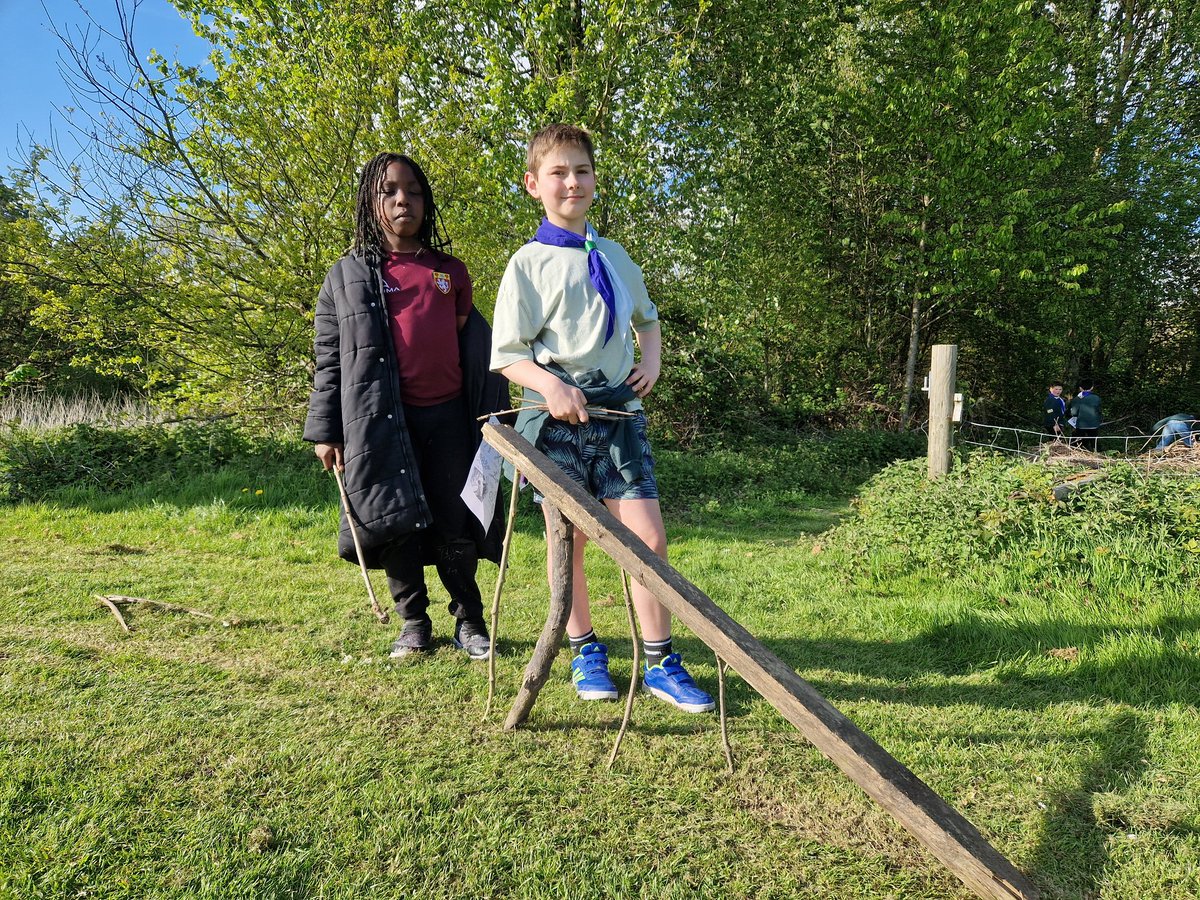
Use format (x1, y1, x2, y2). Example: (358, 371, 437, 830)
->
(490, 124, 714, 713)
(1069, 383, 1102, 452)
(304, 152, 507, 660)
(1043, 382, 1067, 436)
(1154, 413, 1196, 450)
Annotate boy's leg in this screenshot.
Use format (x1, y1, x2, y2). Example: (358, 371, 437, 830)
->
(608, 495, 714, 713)
(603, 497, 670, 641)
(540, 503, 618, 700)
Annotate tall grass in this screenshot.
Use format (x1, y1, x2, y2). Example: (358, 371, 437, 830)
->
(0, 390, 166, 430)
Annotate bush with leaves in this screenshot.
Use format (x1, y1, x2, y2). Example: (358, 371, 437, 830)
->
(828, 450, 1200, 592)
(657, 428, 925, 510)
(0, 420, 312, 502)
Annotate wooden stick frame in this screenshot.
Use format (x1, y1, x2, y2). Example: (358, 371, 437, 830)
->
(482, 422, 1038, 900)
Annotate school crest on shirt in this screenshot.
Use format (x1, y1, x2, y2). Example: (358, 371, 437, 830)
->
(433, 271, 452, 295)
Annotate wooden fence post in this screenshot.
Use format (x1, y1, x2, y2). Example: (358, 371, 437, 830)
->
(928, 344, 958, 479)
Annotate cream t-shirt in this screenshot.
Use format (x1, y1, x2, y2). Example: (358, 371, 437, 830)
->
(490, 237, 658, 394)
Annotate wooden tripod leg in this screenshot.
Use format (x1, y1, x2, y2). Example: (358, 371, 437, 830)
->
(504, 502, 574, 731)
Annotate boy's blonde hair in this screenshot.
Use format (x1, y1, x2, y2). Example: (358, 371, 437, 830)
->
(526, 124, 596, 175)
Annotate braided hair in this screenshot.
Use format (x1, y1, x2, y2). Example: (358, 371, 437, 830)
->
(351, 152, 451, 264)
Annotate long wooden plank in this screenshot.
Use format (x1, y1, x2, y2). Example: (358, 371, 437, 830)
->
(483, 422, 1038, 900)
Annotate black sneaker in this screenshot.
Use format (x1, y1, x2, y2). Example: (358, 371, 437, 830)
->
(389, 618, 432, 658)
(454, 620, 491, 661)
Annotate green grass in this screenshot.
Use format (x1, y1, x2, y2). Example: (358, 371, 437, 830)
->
(1, 443, 1198, 899)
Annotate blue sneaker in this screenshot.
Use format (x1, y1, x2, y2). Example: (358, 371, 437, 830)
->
(643, 653, 715, 713)
(570, 642, 618, 700)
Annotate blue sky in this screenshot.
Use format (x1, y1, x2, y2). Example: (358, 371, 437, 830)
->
(0, 0, 209, 167)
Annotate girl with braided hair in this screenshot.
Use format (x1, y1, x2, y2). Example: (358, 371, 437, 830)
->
(304, 153, 507, 660)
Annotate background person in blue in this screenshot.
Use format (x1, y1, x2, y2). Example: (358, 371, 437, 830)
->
(1043, 382, 1067, 437)
(1154, 413, 1196, 450)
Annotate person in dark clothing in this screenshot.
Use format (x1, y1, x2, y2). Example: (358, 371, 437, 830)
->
(1069, 383, 1102, 452)
(304, 152, 507, 661)
(1043, 382, 1067, 437)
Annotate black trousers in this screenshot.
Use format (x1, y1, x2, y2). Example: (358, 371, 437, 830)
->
(379, 396, 483, 624)
(1073, 427, 1099, 452)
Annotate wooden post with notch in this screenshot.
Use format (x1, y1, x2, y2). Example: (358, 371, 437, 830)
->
(928, 343, 958, 479)
(483, 422, 1037, 900)
(503, 502, 573, 731)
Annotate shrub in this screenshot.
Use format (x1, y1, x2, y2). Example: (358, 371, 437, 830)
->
(0, 420, 311, 501)
(827, 449, 1200, 589)
(656, 428, 925, 506)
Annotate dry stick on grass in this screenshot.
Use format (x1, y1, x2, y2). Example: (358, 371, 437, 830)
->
(95, 595, 242, 629)
(483, 470, 523, 721)
(331, 467, 389, 624)
(716, 655, 734, 773)
(95, 595, 131, 633)
(607, 569, 642, 769)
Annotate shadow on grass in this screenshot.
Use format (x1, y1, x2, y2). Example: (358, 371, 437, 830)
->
(658, 619, 1198, 897)
(718, 609, 1200, 713)
(1023, 711, 1149, 900)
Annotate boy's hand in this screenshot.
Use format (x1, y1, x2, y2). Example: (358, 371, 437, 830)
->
(626, 360, 660, 398)
(315, 442, 344, 471)
(543, 381, 590, 424)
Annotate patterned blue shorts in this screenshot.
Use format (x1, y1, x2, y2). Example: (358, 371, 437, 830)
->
(539, 412, 659, 502)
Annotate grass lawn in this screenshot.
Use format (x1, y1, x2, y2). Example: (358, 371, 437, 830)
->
(1, 447, 1198, 899)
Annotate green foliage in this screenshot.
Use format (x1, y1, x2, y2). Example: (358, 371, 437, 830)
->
(1, 365, 39, 393)
(658, 428, 926, 505)
(829, 451, 1200, 592)
(0, 421, 312, 502)
(6, 0, 1199, 430)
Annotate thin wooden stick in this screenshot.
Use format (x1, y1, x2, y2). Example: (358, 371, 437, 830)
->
(95, 595, 243, 629)
(477, 407, 540, 421)
(331, 468, 389, 624)
(96, 595, 131, 633)
(483, 470, 522, 721)
(586, 407, 637, 418)
(607, 569, 642, 769)
(102, 594, 217, 619)
(477, 404, 636, 422)
(716, 655, 734, 773)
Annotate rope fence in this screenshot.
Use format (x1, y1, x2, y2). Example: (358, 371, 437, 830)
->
(960, 421, 1172, 458)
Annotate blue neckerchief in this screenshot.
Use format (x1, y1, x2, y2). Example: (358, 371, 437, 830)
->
(532, 217, 617, 345)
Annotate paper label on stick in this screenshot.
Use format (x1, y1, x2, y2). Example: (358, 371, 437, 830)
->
(461, 417, 503, 534)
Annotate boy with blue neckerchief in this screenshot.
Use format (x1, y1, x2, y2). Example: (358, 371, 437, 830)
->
(490, 123, 714, 713)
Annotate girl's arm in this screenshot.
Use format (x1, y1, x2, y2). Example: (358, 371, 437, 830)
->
(304, 278, 345, 465)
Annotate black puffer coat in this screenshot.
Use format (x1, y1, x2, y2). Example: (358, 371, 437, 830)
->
(303, 251, 508, 568)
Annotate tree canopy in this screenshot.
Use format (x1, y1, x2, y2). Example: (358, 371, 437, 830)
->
(6, 0, 1199, 432)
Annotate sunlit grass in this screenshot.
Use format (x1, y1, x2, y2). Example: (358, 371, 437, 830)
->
(1, 441, 1197, 898)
